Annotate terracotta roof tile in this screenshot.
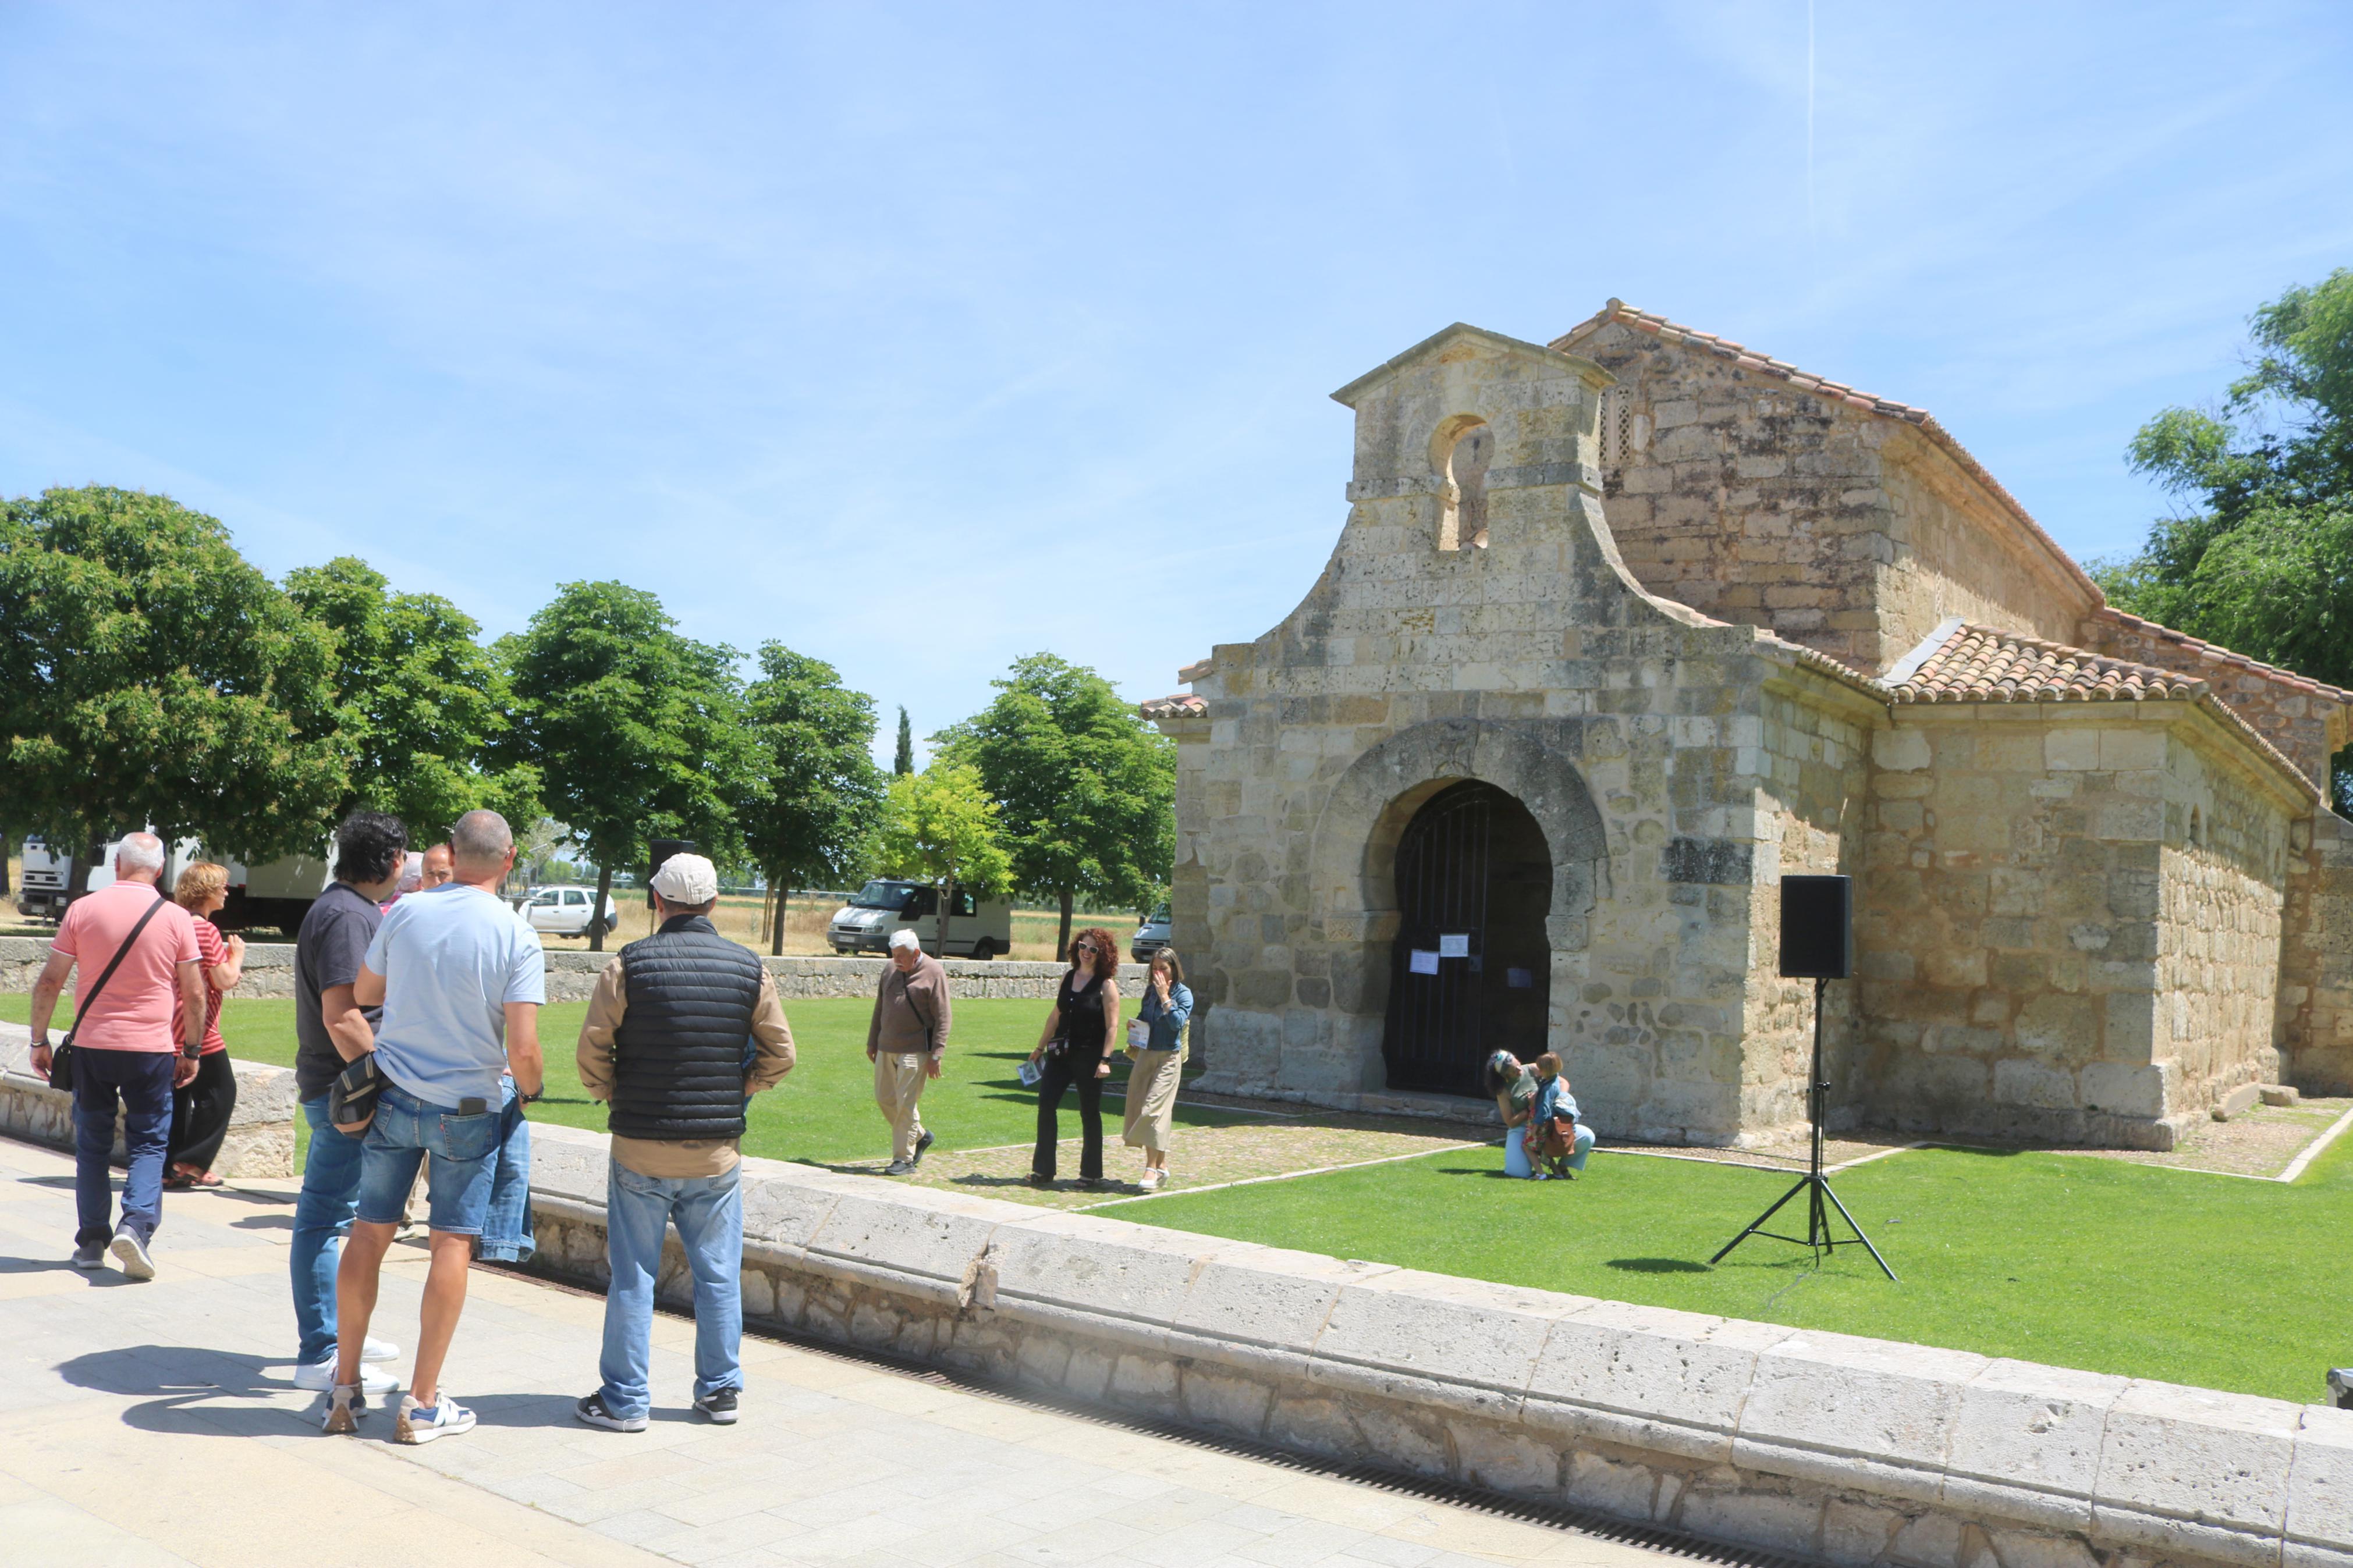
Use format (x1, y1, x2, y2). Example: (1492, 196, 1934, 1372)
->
(1886, 621, 2317, 800)
(2092, 606, 2353, 706)
(1552, 300, 2103, 607)
(1890, 623, 2201, 704)
(1139, 693, 1206, 721)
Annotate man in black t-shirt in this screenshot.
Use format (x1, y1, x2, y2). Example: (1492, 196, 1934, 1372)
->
(289, 810, 408, 1395)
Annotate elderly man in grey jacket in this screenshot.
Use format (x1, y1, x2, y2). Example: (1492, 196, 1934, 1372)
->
(866, 929, 952, 1175)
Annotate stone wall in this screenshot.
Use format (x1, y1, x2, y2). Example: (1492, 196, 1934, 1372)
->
(0, 936, 1138, 1006)
(2281, 809, 2353, 1094)
(2158, 744, 2290, 1108)
(0, 1022, 297, 1177)
(512, 1118, 2353, 1568)
(1851, 705, 2298, 1147)
(1553, 314, 2095, 677)
(1741, 680, 1876, 1131)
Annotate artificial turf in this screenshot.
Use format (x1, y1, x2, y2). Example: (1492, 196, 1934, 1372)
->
(1121, 1131, 2353, 1405)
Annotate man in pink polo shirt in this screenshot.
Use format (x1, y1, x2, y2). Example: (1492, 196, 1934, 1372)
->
(28, 833, 206, 1280)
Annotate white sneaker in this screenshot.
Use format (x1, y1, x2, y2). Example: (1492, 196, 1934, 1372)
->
(362, 1335, 399, 1363)
(1138, 1169, 1166, 1191)
(295, 1359, 395, 1395)
(397, 1393, 476, 1445)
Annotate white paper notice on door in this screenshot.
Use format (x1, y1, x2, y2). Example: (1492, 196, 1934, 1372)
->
(1409, 949, 1440, 975)
(1438, 933, 1470, 958)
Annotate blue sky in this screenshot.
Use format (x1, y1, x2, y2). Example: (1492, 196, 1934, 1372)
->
(4, 3, 2349, 763)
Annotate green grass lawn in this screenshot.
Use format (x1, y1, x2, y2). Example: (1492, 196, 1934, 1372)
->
(2, 993, 1232, 1169)
(1123, 1134, 2353, 1405)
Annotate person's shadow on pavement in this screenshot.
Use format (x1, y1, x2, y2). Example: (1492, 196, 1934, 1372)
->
(58, 1345, 577, 1438)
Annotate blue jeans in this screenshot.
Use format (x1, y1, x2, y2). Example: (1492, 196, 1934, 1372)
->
(356, 1083, 499, 1234)
(72, 1048, 176, 1249)
(480, 1078, 535, 1263)
(293, 1096, 368, 1364)
(598, 1160, 743, 1421)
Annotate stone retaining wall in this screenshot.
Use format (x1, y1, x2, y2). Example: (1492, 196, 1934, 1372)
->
(0, 936, 1139, 1005)
(516, 1118, 2352, 1568)
(0, 1023, 297, 1177)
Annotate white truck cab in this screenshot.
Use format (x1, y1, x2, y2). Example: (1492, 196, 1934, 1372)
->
(828, 879, 1012, 959)
(16, 831, 331, 931)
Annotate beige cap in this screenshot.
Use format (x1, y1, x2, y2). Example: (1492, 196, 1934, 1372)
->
(650, 852, 719, 904)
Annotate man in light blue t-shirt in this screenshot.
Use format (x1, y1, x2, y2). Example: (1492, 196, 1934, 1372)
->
(326, 810, 545, 1448)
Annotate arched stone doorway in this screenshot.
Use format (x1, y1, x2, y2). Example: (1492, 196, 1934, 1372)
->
(1382, 780, 1553, 1096)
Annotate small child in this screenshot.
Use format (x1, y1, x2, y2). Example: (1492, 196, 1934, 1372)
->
(1525, 1053, 1584, 1181)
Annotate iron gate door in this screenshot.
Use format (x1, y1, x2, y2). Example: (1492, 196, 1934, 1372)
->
(1381, 780, 1552, 1097)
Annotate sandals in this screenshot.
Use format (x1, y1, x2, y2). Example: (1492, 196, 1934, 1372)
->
(165, 1165, 222, 1191)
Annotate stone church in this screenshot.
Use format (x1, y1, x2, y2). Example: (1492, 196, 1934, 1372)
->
(1142, 303, 2353, 1150)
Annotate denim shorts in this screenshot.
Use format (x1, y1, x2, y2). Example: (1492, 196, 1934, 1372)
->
(355, 1081, 500, 1236)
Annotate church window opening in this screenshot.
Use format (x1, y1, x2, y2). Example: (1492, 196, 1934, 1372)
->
(1599, 386, 1637, 479)
(1438, 420, 1492, 551)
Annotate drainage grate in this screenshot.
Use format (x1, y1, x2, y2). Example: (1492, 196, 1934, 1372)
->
(480, 1256, 1824, 1568)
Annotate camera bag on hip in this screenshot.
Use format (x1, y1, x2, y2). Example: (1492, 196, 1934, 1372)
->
(328, 1053, 383, 1136)
(46, 889, 171, 1095)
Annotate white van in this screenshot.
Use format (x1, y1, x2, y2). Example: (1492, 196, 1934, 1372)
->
(828, 879, 1013, 959)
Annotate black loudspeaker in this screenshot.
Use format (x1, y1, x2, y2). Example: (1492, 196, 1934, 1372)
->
(1778, 874, 1853, 980)
(647, 838, 698, 909)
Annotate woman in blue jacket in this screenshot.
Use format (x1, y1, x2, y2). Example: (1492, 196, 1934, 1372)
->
(1120, 948, 1193, 1190)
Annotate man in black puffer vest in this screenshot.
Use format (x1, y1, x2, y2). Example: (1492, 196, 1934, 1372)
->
(572, 854, 794, 1433)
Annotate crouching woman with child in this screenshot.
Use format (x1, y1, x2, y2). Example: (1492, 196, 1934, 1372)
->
(1484, 1050, 1596, 1181)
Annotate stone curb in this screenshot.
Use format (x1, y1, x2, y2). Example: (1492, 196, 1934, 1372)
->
(0, 1025, 296, 1177)
(512, 1117, 2353, 1568)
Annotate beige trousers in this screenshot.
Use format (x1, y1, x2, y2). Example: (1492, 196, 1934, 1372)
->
(873, 1051, 929, 1162)
(1121, 1048, 1182, 1154)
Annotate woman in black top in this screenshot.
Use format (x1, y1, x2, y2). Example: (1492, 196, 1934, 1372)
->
(1027, 926, 1122, 1189)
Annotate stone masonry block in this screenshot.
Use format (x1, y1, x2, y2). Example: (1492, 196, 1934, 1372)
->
(1169, 1245, 1396, 1377)
(1875, 727, 1933, 771)
(2092, 1378, 2299, 1567)
(2045, 731, 2101, 771)
(1307, 1268, 1592, 1421)
(1942, 1359, 2125, 1533)
(802, 1186, 1010, 1306)
(2079, 1062, 2167, 1119)
(1524, 1299, 1791, 1463)
(2286, 1405, 2353, 1568)
(985, 1210, 1216, 1353)
(1736, 1329, 1988, 1506)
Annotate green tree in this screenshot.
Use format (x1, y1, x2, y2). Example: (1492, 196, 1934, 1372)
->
(937, 652, 1176, 958)
(285, 556, 540, 842)
(873, 762, 1012, 954)
(2096, 269, 2353, 812)
(739, 643, 885, 955)
(893, 706, 915, 776)
(0, 486, 347, 883)
(499, 581, 754, 951)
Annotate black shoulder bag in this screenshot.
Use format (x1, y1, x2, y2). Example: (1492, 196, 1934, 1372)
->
(46, 890, 172, 1094)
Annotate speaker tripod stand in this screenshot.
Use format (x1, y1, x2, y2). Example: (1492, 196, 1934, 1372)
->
(1709, 976, 1897, 1280)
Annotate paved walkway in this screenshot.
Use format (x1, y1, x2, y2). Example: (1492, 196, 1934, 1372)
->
(0, 1135, 1708, 1568)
